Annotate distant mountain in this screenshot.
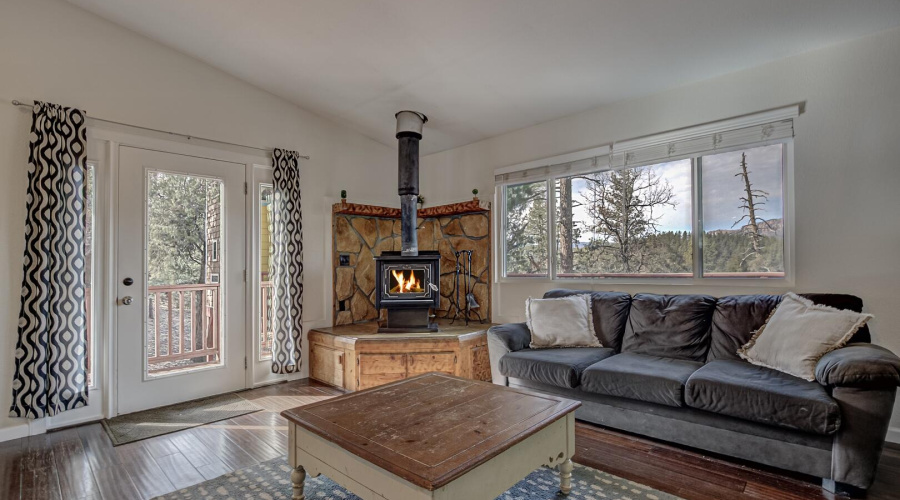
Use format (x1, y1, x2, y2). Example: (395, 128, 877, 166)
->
(707, 218, 783, 238)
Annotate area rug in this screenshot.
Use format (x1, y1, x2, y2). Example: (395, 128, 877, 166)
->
(152, 457, 683, 500)
(101, 392, 262, 445)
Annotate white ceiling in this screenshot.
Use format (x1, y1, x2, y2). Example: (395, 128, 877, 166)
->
(67, 0, 900, 155)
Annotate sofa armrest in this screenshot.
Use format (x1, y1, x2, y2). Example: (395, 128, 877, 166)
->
(815, 343, 900, 389)
(487, 323, 531, 386)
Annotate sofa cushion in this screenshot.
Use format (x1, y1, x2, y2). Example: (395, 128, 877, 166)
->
(685, 360, 841, 435)
(708, 294, 782, 362)
(738, 293, 872, 381)
(498, 348, 615, 389)
(543, 290, 632, 351)
(800, 293, 870, 343)
(580, 352, 703, 407)
(622, 293, 717, 362)
(708, 294, 871, 364)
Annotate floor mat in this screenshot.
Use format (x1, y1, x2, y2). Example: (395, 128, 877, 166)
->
(101, 392, 262, 445)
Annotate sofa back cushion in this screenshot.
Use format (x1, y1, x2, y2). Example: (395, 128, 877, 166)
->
(799, 293, 870, 343)
(542, 289, 632, 352)
(708, 293, 870, 363)
(622, 293, 717, 362)
(708, 294, 783, 362)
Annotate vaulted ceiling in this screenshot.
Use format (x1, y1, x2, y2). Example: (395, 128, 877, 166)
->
(67, 0, 900, 154)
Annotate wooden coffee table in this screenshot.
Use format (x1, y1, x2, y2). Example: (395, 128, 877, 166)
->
(281, 373, 580, 500)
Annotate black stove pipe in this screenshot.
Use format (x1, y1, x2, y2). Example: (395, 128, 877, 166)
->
(395, 111, 428, 256)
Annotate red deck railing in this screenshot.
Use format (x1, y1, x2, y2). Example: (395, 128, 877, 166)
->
(84, 282, 276, 375)
(148, 284, 220, 373)
(260, 281, 274, 359)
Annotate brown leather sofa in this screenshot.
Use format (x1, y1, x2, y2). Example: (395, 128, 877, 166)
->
(487, 290, 900, 496)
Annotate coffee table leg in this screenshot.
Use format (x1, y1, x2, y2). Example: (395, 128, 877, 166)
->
(291, 465, 306, 500)
(559, 458, 573, 495)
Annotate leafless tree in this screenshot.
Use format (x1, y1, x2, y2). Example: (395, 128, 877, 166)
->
(733, 152, 774, 269)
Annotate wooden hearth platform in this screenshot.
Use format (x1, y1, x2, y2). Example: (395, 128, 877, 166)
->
(308, 320, 496, 392)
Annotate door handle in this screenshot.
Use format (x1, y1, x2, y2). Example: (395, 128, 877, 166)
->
(121, 296, 134, 306)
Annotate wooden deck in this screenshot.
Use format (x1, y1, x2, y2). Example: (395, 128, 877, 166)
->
(0, 379, 897, 500)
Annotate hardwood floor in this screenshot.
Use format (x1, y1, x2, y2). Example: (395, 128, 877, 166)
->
(0, 379, 897, 500)
(573, 423, 900, 500)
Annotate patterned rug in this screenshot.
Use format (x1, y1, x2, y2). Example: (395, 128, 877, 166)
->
(101, 393, 262, 445)
(152, 457, 683, 500)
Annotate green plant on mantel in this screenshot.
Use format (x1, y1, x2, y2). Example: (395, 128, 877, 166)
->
(472, 188, 479, 201)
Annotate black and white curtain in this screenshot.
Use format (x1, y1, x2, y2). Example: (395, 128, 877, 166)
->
(9, 101, 89, 418)
(270, 149, 304, 374)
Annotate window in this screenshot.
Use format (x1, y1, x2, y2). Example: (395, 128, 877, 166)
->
(497, 107, 794, 282)
(555, 159, 692, 277)
(210, 240, 219, 262)
(701, 144, 785, 277)
(259, 184, 274, 360)
(503, 180, 549, 277)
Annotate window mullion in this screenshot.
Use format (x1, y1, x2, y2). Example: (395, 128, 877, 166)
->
(548, 179, 557, 280)
(692, 158, 704, 279)
(499, 185, 507, 279)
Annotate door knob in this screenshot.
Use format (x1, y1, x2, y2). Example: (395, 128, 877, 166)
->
(121, 296, 134, 306)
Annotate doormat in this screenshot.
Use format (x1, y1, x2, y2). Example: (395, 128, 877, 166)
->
(152, 457, 684, 500)
(101, 392, 262, 445)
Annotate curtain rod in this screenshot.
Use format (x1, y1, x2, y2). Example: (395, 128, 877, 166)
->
(10, 100, 310, 160)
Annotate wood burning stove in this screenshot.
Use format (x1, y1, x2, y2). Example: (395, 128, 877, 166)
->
(375, 251, 440, 332)
(374, 110, 439, 333)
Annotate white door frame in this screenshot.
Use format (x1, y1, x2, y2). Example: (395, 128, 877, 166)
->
(90, 125, 271, 417)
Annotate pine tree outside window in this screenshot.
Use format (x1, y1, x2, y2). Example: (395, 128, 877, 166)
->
(503, 180, 549, 277)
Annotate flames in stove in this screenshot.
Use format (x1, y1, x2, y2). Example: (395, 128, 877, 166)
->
(390, 269, 424, 294)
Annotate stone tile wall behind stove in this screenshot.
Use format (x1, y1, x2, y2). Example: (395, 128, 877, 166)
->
(332, 210, 491, 325)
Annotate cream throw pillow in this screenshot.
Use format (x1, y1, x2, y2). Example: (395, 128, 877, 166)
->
(526, 294, 600, 348)
(738, 292, 872, 381)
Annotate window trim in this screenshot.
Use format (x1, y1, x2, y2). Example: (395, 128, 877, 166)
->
(496, 139, 794, 287)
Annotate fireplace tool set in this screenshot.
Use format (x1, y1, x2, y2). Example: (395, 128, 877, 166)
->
(451, 250, 484, 325)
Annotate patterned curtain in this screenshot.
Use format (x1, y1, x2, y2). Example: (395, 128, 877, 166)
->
(270, 149, 304, 374)
(9, 101, 89, 418)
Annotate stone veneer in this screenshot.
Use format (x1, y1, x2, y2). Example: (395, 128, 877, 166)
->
(332, 200, 491, 325)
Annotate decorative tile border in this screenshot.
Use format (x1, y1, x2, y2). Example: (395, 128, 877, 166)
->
(333, 199, 490, 218)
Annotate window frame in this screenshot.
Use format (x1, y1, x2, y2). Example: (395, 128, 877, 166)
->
(500, 180, 552, 279)
(85, 161, 98, 389)
(496, 139, 794, 287)
(257, 182, 275, 362)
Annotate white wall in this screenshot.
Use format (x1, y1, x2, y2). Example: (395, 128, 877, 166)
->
(422, 26, 900, 438)
(0, 0, 396, 440)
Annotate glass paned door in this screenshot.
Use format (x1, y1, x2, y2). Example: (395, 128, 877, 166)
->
(259, 184, 274, 361)
(251, 168, 285, 386)
(116, 147, 246, 415)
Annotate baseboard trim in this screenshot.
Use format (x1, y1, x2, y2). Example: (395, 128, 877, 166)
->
(887, 426, 900, 444)
(46, 413, 105, 432)
(251, 378, 288, 389)
(0, 423, 30, 443)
